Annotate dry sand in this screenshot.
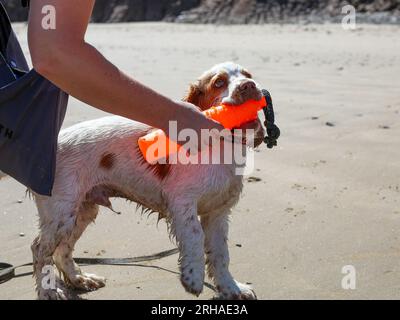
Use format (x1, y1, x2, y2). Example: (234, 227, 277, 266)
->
(0, 23, 399, 300)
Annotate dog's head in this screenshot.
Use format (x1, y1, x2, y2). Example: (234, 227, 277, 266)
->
(184, 62, 265, 148)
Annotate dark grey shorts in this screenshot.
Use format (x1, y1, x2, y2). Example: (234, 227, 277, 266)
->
(0, 2, 68, 196)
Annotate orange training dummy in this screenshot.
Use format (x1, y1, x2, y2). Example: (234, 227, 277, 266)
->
(138, 96, 267, 164)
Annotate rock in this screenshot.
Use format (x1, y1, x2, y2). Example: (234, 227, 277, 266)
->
(246, 176, 262, 183)
(3, 0, 400, 24)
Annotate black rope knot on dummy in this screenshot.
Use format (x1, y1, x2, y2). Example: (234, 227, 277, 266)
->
(261, 89, 280, 149)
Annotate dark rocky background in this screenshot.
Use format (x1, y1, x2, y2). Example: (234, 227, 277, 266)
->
(2, 0, 400, 24)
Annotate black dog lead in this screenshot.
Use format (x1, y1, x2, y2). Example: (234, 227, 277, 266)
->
(262, 89, 281, 149)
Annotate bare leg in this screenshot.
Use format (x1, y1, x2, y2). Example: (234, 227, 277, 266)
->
(201, 212, 257, 300)
(53, 202, 105, 291)
(168, 199, 205, 296)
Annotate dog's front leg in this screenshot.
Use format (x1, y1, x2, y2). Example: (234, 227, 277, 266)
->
(169, 200, 205, 297)
(201, 212, 257, 300)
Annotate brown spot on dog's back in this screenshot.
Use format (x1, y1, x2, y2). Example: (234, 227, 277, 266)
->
(152, 163, 171, 180)
(100, 153, 116, 170)
(136, 145, 171, 180)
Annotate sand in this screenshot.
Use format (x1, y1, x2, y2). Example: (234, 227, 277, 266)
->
(0, 22, 399, 300)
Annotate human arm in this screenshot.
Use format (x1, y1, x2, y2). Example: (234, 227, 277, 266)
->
(27, 0, 223, 135)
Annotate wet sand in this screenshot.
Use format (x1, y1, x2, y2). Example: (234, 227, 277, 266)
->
(0, 22, 399, 299)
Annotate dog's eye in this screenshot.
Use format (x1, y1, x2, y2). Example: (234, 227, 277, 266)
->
(214, 78, 226, 88)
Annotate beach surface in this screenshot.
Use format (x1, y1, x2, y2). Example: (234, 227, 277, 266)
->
(0, 23, 399, 300)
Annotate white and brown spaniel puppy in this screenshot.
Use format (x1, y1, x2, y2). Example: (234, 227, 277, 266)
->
(28, 62, 265, 300)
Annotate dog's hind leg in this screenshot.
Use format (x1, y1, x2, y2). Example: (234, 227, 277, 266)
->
(32, 197, 78, 300)
(201, 212, 257, 300)
(53, 202, 106, 292)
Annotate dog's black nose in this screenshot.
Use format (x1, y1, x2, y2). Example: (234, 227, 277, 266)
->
(238, 80, 259, 102)
(239, 80, 256, 92)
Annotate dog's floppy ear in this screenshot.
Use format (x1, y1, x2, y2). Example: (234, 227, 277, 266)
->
(183, 83, 202, 106)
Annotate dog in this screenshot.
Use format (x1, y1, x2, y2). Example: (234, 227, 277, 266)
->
(23, 62, 266, 300)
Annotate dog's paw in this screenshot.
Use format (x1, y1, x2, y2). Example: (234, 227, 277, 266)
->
(67, 273, 106, 292)
(180, 262, 205, 297)
(38, 288, 67, 300)
(216, 281, 257, 300)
